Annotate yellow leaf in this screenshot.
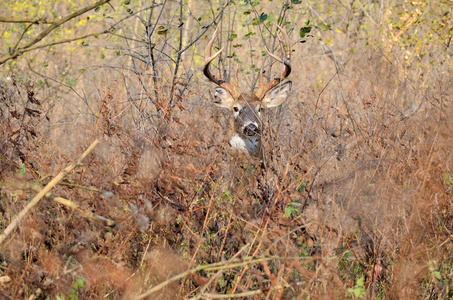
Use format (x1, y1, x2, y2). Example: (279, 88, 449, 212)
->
(335, 28, 343, 34)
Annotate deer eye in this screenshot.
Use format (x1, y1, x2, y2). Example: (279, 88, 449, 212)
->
(258, 107, 264, 113)
(233, 106, 239, 112)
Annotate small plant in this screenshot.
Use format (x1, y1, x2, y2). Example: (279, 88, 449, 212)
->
(297, 180, 307, 193)
(56, 278, 85, 300)
(222, 190, 233, 201)
(283, 202, 302, 218)
(428, 260, 442, 281)
(347, 276, 366, 299)
(18, 163, 26, 176)
(339, 250, 352, 270)
(423, 260, 453, 298)
(299, 244, 311, 257)
(443, 173, 453, 187)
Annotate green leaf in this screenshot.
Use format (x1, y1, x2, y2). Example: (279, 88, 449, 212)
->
(94, 6, 100, 12)
(243, 9, 252, 15)
(242, 31, 256, 40)
(299, 26, 312, 38)
(19, 163, 26, 175)
(320, 23, 331, 31)
(291, 0, 302, 3)
(267, 13, 274, 22)
(75, 278, 85, 288)
(67, 78, 76, 87)
(157, 25, 168, 35)
(297, 181, 306, 193)
(283, 206, 293, 218)
(259, 13, 268, 22)
(434, 271, 442, 280)
(229, 33, 237, 41)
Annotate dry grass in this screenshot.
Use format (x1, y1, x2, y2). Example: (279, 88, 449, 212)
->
(1, 1, 453, 299)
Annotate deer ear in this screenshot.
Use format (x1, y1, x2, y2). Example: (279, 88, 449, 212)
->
(262, 81, 292, 108)
(213, 87, 235, 108)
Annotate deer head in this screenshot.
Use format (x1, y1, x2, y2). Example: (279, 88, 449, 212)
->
(204, 25, 292, 157)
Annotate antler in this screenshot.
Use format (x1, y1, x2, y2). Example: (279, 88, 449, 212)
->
(256, 25, 292, 100)
(204, 28, 240, 99)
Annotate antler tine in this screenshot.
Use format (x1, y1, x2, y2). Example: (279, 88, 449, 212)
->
(204, 28, 224, 85)
(276, 24, 291, 61)
(203, 28, 240, 98)
(256, 25, 292, 100)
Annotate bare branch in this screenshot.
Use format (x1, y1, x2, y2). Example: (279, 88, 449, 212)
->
(0, 30, 110, 65)
(0, 16, 60, 24)
(177, 0, 232, 56)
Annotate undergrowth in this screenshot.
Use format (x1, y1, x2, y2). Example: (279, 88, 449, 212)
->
(1, 0, 453, 299)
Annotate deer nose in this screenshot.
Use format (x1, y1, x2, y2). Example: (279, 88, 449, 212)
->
(243, 123, 259, 137)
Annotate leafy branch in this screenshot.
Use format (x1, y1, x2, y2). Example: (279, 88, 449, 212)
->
(0, 0, 111, 65)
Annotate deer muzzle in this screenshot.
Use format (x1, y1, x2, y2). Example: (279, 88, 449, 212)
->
(243, 123, 259, 137)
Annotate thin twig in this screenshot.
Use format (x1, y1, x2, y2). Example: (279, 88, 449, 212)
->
(177, 0, 232, 55)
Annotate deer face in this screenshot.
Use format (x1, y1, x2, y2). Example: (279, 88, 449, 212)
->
(212, 84, 292, 155)
(204, 25, 292, 156)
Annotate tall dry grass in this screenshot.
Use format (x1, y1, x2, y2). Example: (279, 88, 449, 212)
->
(1, 0, 453, 299)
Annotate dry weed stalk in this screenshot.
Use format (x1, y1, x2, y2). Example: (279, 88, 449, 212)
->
(0, 180, 115, 227)
(136, 255, 313, 299)
(0, 139, 99, 245)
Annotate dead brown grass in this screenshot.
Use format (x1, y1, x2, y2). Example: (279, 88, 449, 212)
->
(1, 49, 452, 298)
(1, 2, 453, 298)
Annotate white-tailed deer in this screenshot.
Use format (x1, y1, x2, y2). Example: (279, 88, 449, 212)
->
(204, 25, 292, 157)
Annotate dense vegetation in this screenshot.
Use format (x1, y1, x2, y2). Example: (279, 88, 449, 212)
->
(1, 0, 452, 298)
